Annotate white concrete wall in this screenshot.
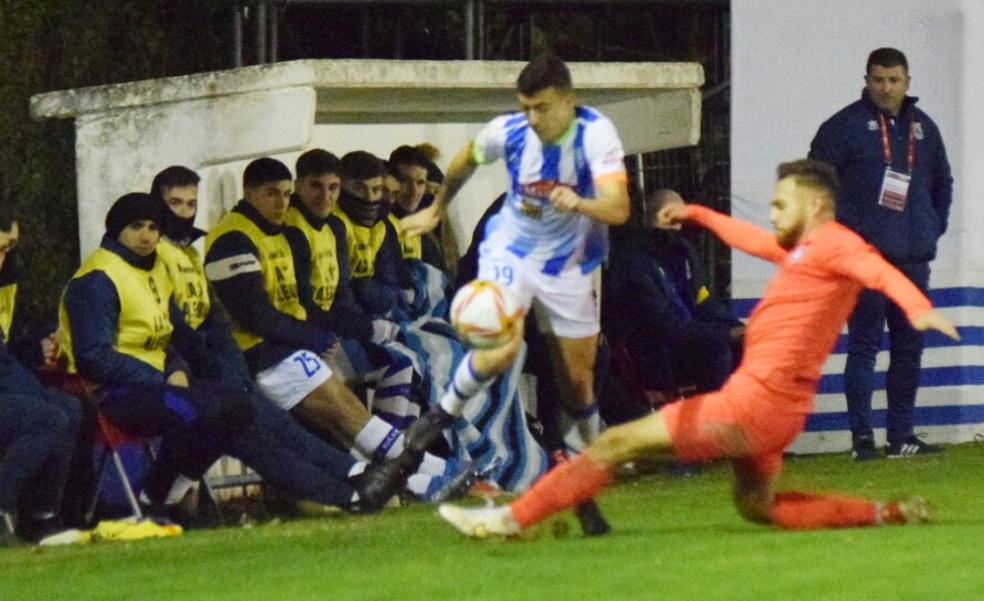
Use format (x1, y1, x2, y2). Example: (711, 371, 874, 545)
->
(732, 0, 984, 451)
(74, 86, 317, 257)
(190, 122, 506, 251)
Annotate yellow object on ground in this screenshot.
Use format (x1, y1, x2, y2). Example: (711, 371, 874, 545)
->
(38, 518, 183, 546)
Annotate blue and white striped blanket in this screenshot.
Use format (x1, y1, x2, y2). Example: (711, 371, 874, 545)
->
(390, 261, 547, 491)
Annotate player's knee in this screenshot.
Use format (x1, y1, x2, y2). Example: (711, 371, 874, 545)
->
(567, 369, 594, 399)
(591, 425, 642, 464)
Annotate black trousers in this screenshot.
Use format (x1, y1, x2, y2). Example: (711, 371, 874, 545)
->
(97, 382, 253, 505)
(0, 390, 78, 516)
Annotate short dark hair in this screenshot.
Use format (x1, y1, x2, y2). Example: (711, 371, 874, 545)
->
(644, 189, 679, 215)
(388, 145, 430, 170)
(517, 53, 572, 96)
(777, 159, 839, 202)
(295, 149, 340, 180)
(340, 151, 386, 182)
(866, 47, 908, 74)
(150, 165, 200, 201)
(243, 158, 292, 189)
(425, 160, 444, 185)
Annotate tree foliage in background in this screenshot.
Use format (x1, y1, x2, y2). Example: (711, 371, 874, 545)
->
(0, 0, 230, 338)
(0, 0, 728, 338)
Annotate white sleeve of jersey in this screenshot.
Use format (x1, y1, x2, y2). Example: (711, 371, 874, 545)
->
(472, 114, 510, 165)
(585, 115, 626, 180)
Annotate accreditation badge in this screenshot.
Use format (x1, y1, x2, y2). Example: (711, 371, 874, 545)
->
(878, 167, 910, 212)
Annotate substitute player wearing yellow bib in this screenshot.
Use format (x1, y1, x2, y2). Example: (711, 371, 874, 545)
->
(60, 193, 252, 512)
(151, 165, 387, 512)
(205, 158, 460, 503)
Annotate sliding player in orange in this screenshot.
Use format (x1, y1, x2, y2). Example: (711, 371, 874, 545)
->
(439, 159, 959, 537)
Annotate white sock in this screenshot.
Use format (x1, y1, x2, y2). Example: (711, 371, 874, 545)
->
(139, 474, 196, 506)
(348, 461, 367, 479)
(572, 402, 602, 445)
(418, 453, 447, 476)
(165, 474, 196, 505)
(439, 353, 495, 417)
(354, 416, 406, 460)
(406, 473, 433, 497)
(2, 511, 15, 534)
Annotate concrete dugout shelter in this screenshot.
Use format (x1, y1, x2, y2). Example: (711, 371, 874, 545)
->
(30, 59, 704, 258)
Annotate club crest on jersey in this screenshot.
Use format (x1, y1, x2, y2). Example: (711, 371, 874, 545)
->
(516, 180, 564, 220)
(518, 180, 560, 200)
(912, 122, 924, 140)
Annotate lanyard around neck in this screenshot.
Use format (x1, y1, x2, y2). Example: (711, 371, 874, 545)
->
(878, 113, 917, 173)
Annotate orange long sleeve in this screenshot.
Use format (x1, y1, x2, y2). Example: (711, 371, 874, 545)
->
(826, 244, 933, 322)
(686, 205, 788, 264)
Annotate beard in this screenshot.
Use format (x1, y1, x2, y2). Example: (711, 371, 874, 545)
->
(775, 222, 804, 249)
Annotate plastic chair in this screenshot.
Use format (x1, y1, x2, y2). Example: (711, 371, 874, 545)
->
(87, 412, 157, 522)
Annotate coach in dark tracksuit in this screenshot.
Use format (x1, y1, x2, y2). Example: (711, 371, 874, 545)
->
(809, 47, 953, 460)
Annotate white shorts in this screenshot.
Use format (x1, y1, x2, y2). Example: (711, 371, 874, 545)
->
(477, 241, 599, 339)
(255, 350, 332, 411)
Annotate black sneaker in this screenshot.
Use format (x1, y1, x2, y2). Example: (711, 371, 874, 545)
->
(426, 462, 479, 503)
(851, 437, 879, 462)
(574, 500, 611, 537)
(886, 436, 943, 458)
(353, 454, 419, 513)
(403, 407, 455, 454)
(14, 515, 62, 544)
(352, 409, 457, 512)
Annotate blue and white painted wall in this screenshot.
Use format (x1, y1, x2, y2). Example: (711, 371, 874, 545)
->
(731, 0, 984, 452)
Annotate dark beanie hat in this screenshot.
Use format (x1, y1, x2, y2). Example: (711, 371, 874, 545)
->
(105, 192, 162, 239)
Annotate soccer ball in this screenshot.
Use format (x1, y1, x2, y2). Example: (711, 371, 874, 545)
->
(450, 280, 523, 349)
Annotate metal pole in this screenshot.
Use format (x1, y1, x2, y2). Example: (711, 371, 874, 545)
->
(269, 2, 279, 63)
(393, 5, 405, 59)
(527, 11, 535, 59)
(256, 1, 268, 65)
(360, 4, 370, 57)
(464, 0, 475, 59)
(476, 0, 485, 59)
(233, 3, 243, 68)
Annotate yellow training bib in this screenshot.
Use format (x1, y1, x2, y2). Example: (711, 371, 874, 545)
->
(59, 248, 174, 375)
(157, 238, 211, 330)
(286, 206, 340, 311)
(206, 211, 306, 351)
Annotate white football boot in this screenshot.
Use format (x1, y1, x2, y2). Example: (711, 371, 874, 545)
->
(438, 503, 520, 538)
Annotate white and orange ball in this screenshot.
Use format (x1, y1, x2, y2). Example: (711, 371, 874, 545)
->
(450, 280, 523, 349)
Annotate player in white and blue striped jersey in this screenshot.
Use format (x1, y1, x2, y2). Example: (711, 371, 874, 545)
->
(369, 55, 629, 504)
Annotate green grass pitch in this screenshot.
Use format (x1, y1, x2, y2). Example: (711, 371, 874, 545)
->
(2, 443, 982, 601)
